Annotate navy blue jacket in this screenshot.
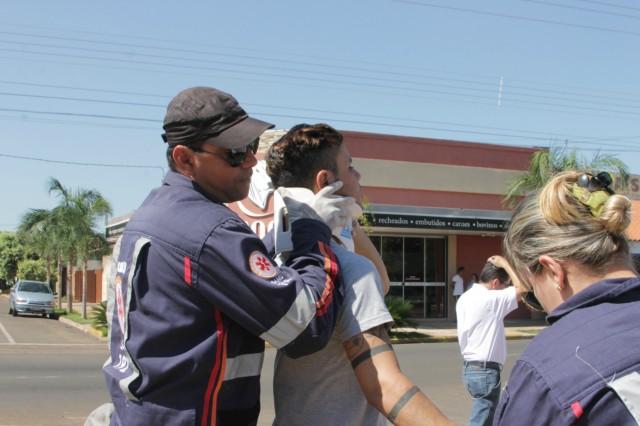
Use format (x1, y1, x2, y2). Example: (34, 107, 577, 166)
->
(103, 171, 342, 426)
(495, 276, 640, 425)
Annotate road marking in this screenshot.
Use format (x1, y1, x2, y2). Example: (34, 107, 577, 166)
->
(12, 376, 60, 380)
(0, 342, 104, 346)
(0, 321, 16, 344)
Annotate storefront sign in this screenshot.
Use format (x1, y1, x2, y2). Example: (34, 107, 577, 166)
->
(365, 213, 508, 232)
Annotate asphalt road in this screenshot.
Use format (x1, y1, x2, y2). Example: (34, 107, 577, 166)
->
(0, 295, 110, 426)
(0, 294, 532, 425)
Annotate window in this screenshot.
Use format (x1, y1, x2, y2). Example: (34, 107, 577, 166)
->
(380, 236, 403, 282)
(404, 238, 424, 282)
(370, 235, 446, 318)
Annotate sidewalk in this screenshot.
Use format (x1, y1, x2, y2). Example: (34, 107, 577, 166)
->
(1, 292, 547, 344)
(58, 316, 547, 345)
(391, 318, 548, 344)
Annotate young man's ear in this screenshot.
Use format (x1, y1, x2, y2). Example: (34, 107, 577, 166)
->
(314, 170, 332, 192)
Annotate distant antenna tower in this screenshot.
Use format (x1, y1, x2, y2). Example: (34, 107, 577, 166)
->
(498, 77, 504, 106)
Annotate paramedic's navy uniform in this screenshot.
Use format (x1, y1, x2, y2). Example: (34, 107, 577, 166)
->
(494, 276, 640, 425)
(103, 171, 342, 425)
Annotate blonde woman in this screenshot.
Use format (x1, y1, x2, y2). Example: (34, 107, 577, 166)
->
(493, 171, 640, 425)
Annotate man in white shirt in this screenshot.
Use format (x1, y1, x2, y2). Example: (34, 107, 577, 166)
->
(451, 266, 465, 301)
(456, 257, 522, 426)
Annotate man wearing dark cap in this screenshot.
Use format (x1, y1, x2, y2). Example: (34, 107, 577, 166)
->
(99, 87, 354, 425)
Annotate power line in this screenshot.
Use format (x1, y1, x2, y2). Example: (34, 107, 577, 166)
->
(2, 24, 639, 117)
(522, 0, 640, 19)
(2, 30, 639, 120)
(0, 91, 166, 108)
(1, 93, 639, 152)
(0, 107, 159, 122)
(0, 153, 165, 175)
(577, 0, 640, 13)
(3, 34, 639, 103)
(0, 23, 638, 157)
(389, 0, 640, 36)
(2, 50, 639, 123)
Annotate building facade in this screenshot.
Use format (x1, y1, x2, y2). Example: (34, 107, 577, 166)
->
(104, 129, 640, 319)
(229, 130, 540, 320)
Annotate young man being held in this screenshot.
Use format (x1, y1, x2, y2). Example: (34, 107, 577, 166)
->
(265, 123, 453, 426)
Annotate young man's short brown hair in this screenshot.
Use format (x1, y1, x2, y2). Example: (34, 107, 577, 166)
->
(266, 123, 343, 189)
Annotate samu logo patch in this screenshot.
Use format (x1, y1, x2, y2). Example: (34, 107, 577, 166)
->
(249, 251, 278, 279)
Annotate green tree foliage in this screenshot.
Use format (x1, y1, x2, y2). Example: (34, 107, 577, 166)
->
(17, 209, 57, 287)
(17, 178, 112, 317)
(503, 145, 630, 207)
(385, 296, 417, 329)
(0, 232, 24, 289)
(91, 300, 108, 329)
(47, 178, 112, 318)
(358, 196, 374, 231)
(17, 258, 47, 282)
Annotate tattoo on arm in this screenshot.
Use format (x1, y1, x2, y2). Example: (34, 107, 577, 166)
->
(350, 344, 393, 370)
(387, 385, 420, 423)
(345, 333, 365, 350)
(367, 324, 392, 344)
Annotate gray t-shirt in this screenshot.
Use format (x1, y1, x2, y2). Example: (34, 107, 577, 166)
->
(273, 242, 393, 426)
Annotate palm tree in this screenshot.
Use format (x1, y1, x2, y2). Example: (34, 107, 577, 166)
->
(77, 231, 111, 318)
(17, 209, 56, 289)
(48, 178, 112, 318)
(503, 144, 630, 207)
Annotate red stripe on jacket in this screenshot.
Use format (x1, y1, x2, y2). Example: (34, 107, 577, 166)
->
(571, 401, 583, 418)
(315, 241, 338, 316)
(184, 256, 192, 286)
(201, 309, 227, 426)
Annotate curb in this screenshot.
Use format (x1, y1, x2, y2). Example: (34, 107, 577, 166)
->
(58, 316, 107, 341)
(51, 323, 541, 345)
(389, 330, 542, 345)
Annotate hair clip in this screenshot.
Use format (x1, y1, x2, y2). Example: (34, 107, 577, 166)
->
(572, 172, 615, 217)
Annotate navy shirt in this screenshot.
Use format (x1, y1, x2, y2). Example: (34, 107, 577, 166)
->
(103, 171, 342, 425)
(495, 276, 640, 425)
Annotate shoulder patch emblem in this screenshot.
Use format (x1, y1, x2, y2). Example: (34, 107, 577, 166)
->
(249, 251, 278, 279)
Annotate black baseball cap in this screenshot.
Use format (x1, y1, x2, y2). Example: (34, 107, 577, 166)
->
(162, 86, 274, 149)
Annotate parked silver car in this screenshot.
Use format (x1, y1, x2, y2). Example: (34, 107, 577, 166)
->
(8, 280, 55, 318)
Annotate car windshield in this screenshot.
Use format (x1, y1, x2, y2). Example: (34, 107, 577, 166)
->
(19, 282, 51, 294)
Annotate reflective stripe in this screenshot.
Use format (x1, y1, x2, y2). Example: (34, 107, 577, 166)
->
(223, 353, 265, 381)
(609, 371, 640, 424)
(117, 237, 151, 402)
(260, 286, 316, 348)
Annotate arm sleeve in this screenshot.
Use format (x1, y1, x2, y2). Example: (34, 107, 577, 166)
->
(494, 286, 519, 318)
(196, 217, 342, 358)
(337, 251, 393, 342)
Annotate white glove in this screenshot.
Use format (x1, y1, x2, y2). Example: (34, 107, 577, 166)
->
(276, 181, 357, 231)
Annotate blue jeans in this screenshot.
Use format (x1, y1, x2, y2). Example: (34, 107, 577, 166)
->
(462, 362, 502, 426)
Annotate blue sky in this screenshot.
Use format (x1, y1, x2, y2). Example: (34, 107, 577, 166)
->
(2, 0, 639, 231)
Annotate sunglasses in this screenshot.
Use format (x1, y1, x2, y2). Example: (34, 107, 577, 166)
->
(576, 172, 614, 195)
(191, 139, 259, 167)
(521, 291, 545, 313)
